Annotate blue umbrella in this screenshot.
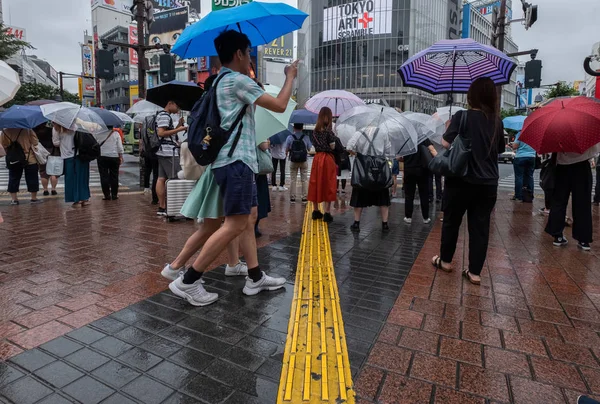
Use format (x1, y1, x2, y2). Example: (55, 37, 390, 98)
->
(503, 115, 527, 131)
(172, 2, 308, 58)
(289, 109, 318, 125)
(0, 105, 47, 129)
(88, 107, 124, 127)
(269, 130, 292, 146)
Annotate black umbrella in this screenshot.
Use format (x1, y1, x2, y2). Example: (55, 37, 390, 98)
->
(146, 81, 204, 111)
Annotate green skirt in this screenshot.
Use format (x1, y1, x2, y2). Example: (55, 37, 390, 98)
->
(180, 165, 223, 221)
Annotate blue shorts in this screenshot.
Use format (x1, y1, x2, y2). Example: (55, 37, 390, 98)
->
(212, 161, 258, 216)
(392, 159, 400, 175)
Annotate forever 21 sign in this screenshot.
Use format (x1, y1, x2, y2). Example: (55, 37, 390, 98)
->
(448, 0, 460, 39)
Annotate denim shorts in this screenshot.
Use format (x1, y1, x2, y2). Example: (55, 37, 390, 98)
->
(212, 161, 258, 216)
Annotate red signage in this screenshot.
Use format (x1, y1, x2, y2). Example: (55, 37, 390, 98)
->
(129, 25, 138, 65)
(596, 76, 600, 100)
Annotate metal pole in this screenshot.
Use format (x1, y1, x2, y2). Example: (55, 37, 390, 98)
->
(136, 0, 146, 99)
(495, 0, 507, 112)
(59, 72, 64, 101)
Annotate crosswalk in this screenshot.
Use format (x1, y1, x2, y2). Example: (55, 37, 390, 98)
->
(498, 172, 597, 193)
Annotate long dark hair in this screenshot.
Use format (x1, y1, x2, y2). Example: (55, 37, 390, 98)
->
(467, 77, 500, 153)
(315, 107, 333, 132)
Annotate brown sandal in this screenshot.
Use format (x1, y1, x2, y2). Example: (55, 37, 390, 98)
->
(462, 269, 481, 285)
(432, 256, 452, 273)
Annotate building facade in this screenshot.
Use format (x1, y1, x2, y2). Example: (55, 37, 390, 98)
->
(6, 54, 58, 87)
(100, 26, 132, 111)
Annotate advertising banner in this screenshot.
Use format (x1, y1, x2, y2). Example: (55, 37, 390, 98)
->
(477, 1, 512, 21)
(130, 84, 139, 106)
(149, 7, 188, 46)
(129, 25, 138, 65)
(92, 0, 133, 14)
(152, 0, 200, 18)
(263, 33, 293, 61)
(447, 0, 460, 39)
(81, 44, 94, 77)
(212, 0, 252, 11)
(323, 0, 393, 43)
(5, 25, 26, 41)
(198, 56, 209, 72)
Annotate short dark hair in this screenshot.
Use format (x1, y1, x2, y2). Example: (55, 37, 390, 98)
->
(293, 123, 304, 130)
(214, 30, 251, 64)
(203, 74, 219, 91)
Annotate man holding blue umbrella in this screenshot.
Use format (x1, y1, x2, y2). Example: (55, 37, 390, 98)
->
(503, 116, 535, 202)
(169, 30, 299, 306)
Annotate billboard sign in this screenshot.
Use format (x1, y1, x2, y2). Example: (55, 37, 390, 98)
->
(149, 7, 188, 46)
(447, 0, 460, 39)
(81, 44, 94, 77)
(130, 84, 139, 106)
(5, 25, 26, 41)
(212, 0, 252, 11)
(263, 33, 293, 61)
(152, 0, 200, 18)
(198, 56, 209, 72)
(322, 0, 393, 43)
(129, 25, 138, 65)
(477, 1, 512, 21)
(92, 0, 133, 14)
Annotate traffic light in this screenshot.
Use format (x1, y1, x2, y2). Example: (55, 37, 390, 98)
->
(522, 2, 538, 30)
(160, 54, 176, 83)
(96, 49, 114, 80)
(525, 60, 542, 89)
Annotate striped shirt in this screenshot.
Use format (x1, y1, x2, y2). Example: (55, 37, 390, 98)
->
(155, 111, 179, 157)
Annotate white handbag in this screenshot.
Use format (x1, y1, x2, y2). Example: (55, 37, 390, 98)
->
(46, 155, 63, 176)
(32, 145, 50, 165)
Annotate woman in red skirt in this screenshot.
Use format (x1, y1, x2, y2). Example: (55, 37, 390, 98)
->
(308, 107, 337, 223)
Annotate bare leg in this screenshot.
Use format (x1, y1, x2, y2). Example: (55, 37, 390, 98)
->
(50, 176, 58, 191)
(41, 178, 49, 192)
(323, 201, 332, 213)
(380, 206, 389, 222)
(31, 192, 37, 201)
(170, 219, 221, 269)
(226, 237, 240, 267)
(238, 207, 259, 269)
(353, 207, 363, 222)
(157, 177, 166, 209)
(10, 192, 18, 202)
(190, 214, 250, 273)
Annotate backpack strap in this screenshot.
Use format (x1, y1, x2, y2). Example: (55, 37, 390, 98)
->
(99, 131, 114, 147)
(227, 105, 249, 158)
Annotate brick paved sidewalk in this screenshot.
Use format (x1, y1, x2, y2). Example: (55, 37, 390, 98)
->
(355, 193, 600, 403)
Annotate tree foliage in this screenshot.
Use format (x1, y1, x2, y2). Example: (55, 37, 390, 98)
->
(501, 108, 520, 120)
(5, 82, 79, 107)
(0, 23, 34, 60)
(544, 82, 580, 99)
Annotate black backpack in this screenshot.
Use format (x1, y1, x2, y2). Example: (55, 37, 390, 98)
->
(74, 131, 101, 162)
(142, 111, 172, 158)
(334, 137, 350, 170)
(187, 72, 248, 166)
(5, 130, 28, 169)
(289, 134, 308, 163)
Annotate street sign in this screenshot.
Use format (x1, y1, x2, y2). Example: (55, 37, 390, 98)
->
(212, 0, 252, 11)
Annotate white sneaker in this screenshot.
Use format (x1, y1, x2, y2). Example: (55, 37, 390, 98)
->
(279, 186, 288, 191)
(161, 264, 184, 281)
(423, 218, 431, 224)
(272, 186, 278, 191)
(243, 272, 286, 296)
(144, 188, 151, 195)
(225, 261, 249, 276)
(169, 277, 218, 306)
(403, 217, 412, 224)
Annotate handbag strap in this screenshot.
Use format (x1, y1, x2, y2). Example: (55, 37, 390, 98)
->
(457, 111, 468, 139)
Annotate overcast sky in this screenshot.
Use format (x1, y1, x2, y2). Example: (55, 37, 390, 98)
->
(3, 0, 600, 93)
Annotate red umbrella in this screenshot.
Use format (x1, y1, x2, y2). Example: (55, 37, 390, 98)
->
(520, 96, 600, 153)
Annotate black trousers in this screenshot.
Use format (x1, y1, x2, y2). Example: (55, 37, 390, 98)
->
(271, 158, 286, 187)
(8, 163, 39, 193)
(546, 161, 593, 243)
(428, 172, 443, 200)
(144, 156, 159, 202)
(594, 166, 600, 204)
(404, 170, 430, 219)
(440, 180, 497, 276)
(97, 157, 120, 198)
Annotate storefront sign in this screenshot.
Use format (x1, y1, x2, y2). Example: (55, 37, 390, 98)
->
(263, 33, 293, 61)
(81, 45, 94, 77)
(129, 25, 138, 65)
(212, 0, 252, 11)
(5, 25, 26, 40)
(447, 0, 460, 39)
(323, 0, 392, 43)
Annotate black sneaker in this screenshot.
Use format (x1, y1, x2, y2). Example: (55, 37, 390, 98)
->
(553, 236, 568, 247)
(350, 222, 360, 232)
(157, 207, 166, 216)
(51, 190, 58, 196)
(290, 197, 296, 203)
(10, 200, 19, 206)
(578, 242, 591, 251)
(323, 213, 333, 223)
(151, 200, 159, 205)
(382, 222, 390, 231)
(302, 198, 308, 204)
(312, 210, 323, 220)
(30, 199, 43, 204)
(43, 191, 49, 196)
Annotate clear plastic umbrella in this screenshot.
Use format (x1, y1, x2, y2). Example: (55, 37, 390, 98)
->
(40, 102, 108, 135)
(126, 100, 163, 115)
(336, 105, 418, 157)
(436, 106, 466, 123)
(0, 60, 21, 106)
(400, 112, 442, 144)
(305, 90, 365, 117)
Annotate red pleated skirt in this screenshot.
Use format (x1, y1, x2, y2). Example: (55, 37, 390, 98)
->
(308, 152, 337, 204)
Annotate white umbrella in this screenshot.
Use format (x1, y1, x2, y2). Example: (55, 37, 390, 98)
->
(436, 106, 466, 123)
(126, 100, 163, 115)
(255, 84, 296, 144)
(0, 61, 21, 106)
(40, 102, 108, 135)
(401, 112, 442, 144)
(305, 90, 365, 117)
(336, 105, 419, 157)
(109, 110, 134, 124)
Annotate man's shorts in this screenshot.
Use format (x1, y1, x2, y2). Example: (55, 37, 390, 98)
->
(212, 161, 258, 216)
(157, 156, 181, 179)
(392, 159, 400, 175)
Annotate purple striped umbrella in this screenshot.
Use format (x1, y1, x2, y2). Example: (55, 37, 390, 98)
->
(398, 39, 517, 94)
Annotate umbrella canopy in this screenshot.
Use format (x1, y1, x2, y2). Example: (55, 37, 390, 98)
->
(336, 105, 418, 157)
(400, 112, 440, 144)
(305, 90, 365, 117)
(0, 105, 47, 129)
(126, 100, 163, 115)
(0, 61, 20, 106)
(436, 106, 466, 123)
(269, 130, 292, 146)
(88, 107, 124, 127)
(398, 38, 517, 94)
(146, 81, 203, 111)
(289, 109, 318, 125)
(172, 2, 308, 58)
(503, 115, 527, 131)
(520, 96, 600, 153)
(40, 102, 108, 135)
(255, 84, 297, 144)
(109, 110, 134, 124)
(25, 99, 58, 106)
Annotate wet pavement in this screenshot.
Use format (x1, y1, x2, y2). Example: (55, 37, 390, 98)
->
(0, 183, 599, 403)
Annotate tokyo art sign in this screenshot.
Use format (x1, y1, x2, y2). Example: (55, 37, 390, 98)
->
(323, 0, 392, 43)
(212, 0, 252, 11)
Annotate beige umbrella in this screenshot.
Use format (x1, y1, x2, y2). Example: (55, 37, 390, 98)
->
(0, 60, 21, 106)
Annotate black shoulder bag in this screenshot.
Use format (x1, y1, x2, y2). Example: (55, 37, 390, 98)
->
(350, 129, 393, 191)
(428, 111, 470, 177)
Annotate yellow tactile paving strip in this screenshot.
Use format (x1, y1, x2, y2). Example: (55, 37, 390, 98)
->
(277, 203, 355, 403)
